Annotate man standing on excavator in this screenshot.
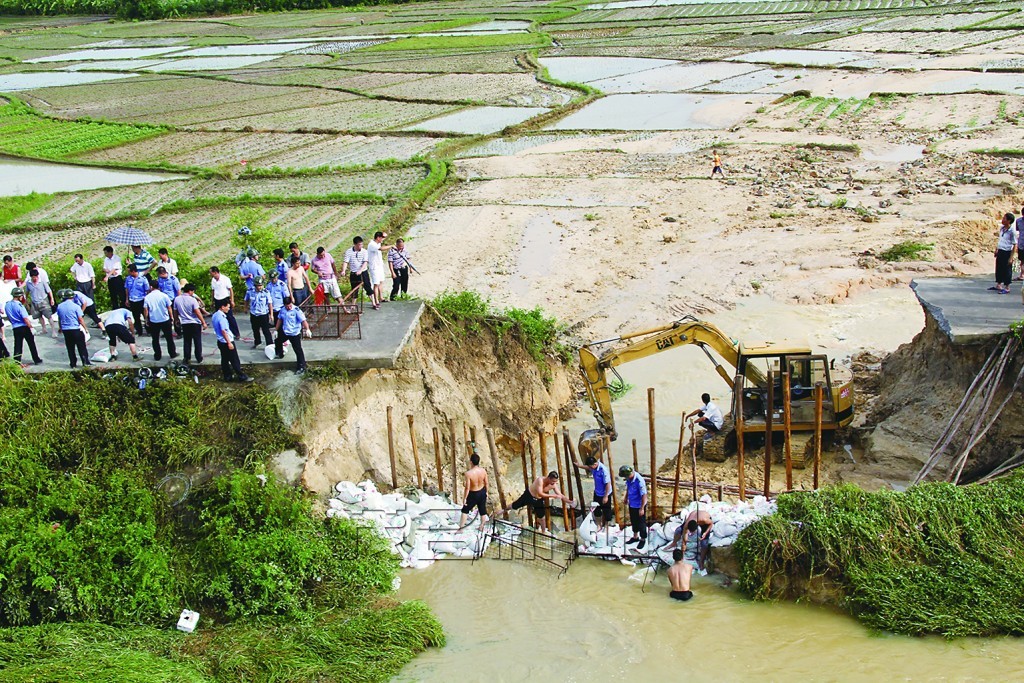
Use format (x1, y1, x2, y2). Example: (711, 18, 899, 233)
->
(686, 392, 723, 440)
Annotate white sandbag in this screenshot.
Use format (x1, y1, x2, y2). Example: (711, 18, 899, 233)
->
(90, 348, 111, 363)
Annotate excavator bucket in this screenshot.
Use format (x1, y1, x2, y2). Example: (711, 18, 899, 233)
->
(578, 429, 607, 462)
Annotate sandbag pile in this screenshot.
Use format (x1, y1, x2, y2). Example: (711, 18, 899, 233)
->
(327, 480, 507, 569)
(577, 495, 776, 565)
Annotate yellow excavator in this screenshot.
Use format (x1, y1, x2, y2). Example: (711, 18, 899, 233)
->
(578, 316, 854, 457)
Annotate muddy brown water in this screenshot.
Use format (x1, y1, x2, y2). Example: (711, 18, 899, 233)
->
(396, 559, 1024, 681)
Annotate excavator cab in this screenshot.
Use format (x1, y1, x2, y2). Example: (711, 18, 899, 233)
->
(736, 349, 854, 430)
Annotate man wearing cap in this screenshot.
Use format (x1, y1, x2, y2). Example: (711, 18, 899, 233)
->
(248, 278, 275, 349)
(311, 246, 341, 303)
(72, 289, 104, 334)
(274, 296, 311, 374)
(70, 254, 96, 300)
(213, 299, 251, 383)
(572, 455, 612, 532)
(24, 269, 56, 338)
(124, 264, 150, 335)
(174, 283, 206, 364)
(620, 465, 648, 550)
(4, 287, 42, 365)
(340, 236, 372, 300)
(238, 249, 265, 301)
(503, 471, 572, 534)
(266, 270, 287, 312)
(56, 289, 90, 368)
(103, 307, 140, 361)
(143, 281, 176, 361)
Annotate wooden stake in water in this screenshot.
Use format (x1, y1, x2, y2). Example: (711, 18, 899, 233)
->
(386, 406, 398, 490)
(632, 439, 639, 473)
(690, 422, 698, 503)
(432, 427, 443, 495)
(554, 432, 570, 531)
(648, 388, 658, 521)
(557, 430, 576, 531)
(449, 420, 459, 505)
(734, 374, 746, 502)
(782, 371, 793, 491)
(672, 414, 685, 514)
(564, 427, 586, 508)
(519, 432, 533, 528)
(486, 427, 508, 519)
(764, 370, 774, 499)
(407, 415, 423, 490)
(538, 429, 552, 531)
(814, 382, 824, 491)
(605, 436, 621, 527)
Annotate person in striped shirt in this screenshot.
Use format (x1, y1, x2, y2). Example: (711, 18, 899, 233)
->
(131, 245, 156, 281)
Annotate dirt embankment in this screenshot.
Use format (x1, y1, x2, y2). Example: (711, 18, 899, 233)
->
(859, 314, 1024, 484)
(296, 312, 576, 497)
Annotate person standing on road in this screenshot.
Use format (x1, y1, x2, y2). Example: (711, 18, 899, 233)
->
(620, 465, 648, 550)
(459, 450, 490, 531)
(572, 455, 612, 532)
(993, 212, 1016, 295)
(174, 283, 206, 364)
(686, 392, 724, 440)
(125, 264, 150, 335)
(143, 281, 176, 361)
(266, 270, 287, 312)
(57, 289, 90, 368)
(102, 246, 125, 310)
(24, 261, 48, 286)
(213, 299, 251, 383)
(366, 231, 391, 310)
(4, 287, 42, 365)
(272, 248, 289, 281)
(157, 248, 178, 278)
(341, 236, 372, 300)
(72, 289, 104, 334)
(238, 249, 265, 301)
(274, 296, 311, 374)
(388, 238, 412, 301)
(286, 256, 312, 306)
(24, 269, 56, 338)
(248, 278, 274, 349)
(210, 266, 240, 337)
(289, 242, 310, 272)
(312, 246, 342, 303)
(70, 254, 96, 300)
(3, 255, 21, 284)
(103, 307, 140, 361)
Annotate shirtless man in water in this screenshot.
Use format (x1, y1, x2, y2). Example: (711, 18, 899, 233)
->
(503, 471, 572, 533)
(668, 520, 701, 601)
(459, 451, 489, 531)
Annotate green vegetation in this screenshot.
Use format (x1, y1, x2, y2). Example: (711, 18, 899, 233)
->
(879, 240, 933, 261)
(0, 191, 50, 228)
(365, 33, 553, 52)
(828, 197, 848, 209)
(0, 369, 441, 679)
(734, 477, 1024, 636)
(0, 99, 167, 161)
(973, 148, 1024, 157)
(799, 142, 860, 153)
(608, 378, 634, 401)
(584, 213, 600, 221)
(428, 290, 570, 366)
(404, 16, 490, 33)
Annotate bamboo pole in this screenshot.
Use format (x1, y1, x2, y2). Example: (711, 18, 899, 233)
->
(432, 427, 443, 495)
(519, 432, 533, 527)
(407, 415, 423, 490)
(735, 374, 746, 502)
(464, 422, 472, 457)
(538, 429, 552, 531)
(690, 423, 698, 504)
(782, 371, 793, 491)
(554, 433, 570, 531)
(632, 439, 639, 472)
(449, 420, 459, 505)
(671, 413, 685, 514)
(605, 436, 621, 527)
(647, 387, 657, 521)
(813, 382, 823, 491)
(564, 428, 586, 509)
(764, 369, 774, 499)
(558, 431, 576, 530)
(485, 427, 508, 519)
(717, 484, 724, 501)
(386, 406, 398, 490)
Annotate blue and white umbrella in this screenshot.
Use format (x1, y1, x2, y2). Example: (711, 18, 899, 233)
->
(105, 225, 154, 246)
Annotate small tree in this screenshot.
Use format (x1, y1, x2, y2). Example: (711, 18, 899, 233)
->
(228, 207, 284, 267)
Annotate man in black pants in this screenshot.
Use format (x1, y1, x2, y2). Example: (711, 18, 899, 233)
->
(388, 238, 412, 301)
(56, 289, 90, 368)
(173, 283, 206, 364)
(212, 299, 251, 382)
(248, 278, 274, 349)
(459, 450, 490, 531)
(620, 465, 649, 550)
(143, 281, 176, 361)
(103, 246, 125, 310)
(4, 287, 42, 365)
(274, 296, 311, 374)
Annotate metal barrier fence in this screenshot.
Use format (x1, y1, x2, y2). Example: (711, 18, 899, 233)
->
(299, 287, 362, 340)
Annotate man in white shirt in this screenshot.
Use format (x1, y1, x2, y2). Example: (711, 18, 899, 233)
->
(157, 248, 179, 278)
(366, 231, 391, 310)
(102, 246, 124, 309)
(24, 261, 48, 285)
(686, 392, 724, 440)
(70, 253, 96, 300)
(209, 266, 240, 337)
(341, 236, 372, 301)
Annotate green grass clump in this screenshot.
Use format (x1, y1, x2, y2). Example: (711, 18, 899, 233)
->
(734, 476, 1024, 636)
(608, 379, 633, 401)
(879, 240, 933, 262)
(0, 191, 50, 228)
(365, 33, 552, 52)
(0, 99, 167, 160)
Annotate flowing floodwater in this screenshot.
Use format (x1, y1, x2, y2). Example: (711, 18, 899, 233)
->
(397, 559, 1024, 681)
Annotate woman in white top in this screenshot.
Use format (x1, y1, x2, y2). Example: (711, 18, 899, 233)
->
(366, 231, 392, 310)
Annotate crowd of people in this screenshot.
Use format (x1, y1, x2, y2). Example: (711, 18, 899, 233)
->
(0, 231, 415, 379)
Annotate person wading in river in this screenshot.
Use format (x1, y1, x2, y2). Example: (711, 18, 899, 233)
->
(503, 471, 572, 534)
(667, 528, 699, 603)
(459, 449, 490, 531)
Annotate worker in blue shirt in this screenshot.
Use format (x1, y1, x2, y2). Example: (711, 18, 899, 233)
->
(72, 289, 104, 332)
(143, 281, 176, 361)
(212, 299, 251, 382)
(248, 278, 275, 348)
(274, 296, 312, 374)
(4, 287, 42, 364)
(124, 264, 150, 334)
(620, 465, 648, 550)
(155, 265, 182, 335)
(266, 270, 287, 311)
(56, 289, 90, 368)
(238, 249, 265, 299)
(573, 455, 612, 532)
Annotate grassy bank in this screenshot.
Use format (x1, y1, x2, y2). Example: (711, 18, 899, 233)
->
(733, 476, 1024, 636)
(0, 367, 442, 680)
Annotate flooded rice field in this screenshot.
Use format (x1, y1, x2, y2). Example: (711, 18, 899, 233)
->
(0, 157, 184, 196)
